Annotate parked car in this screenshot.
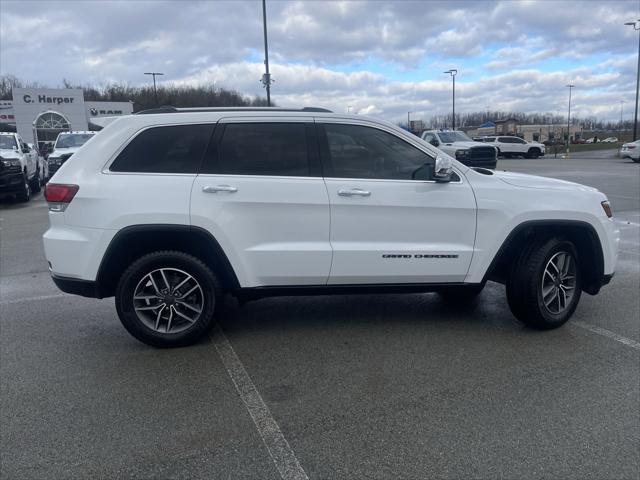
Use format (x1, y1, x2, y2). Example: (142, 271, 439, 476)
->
(421, 130, 497, 168)
(601, 137, 618, 143)
(481, 136, 546, 158)
(585, 137, 597, 144)
(47, 131, 96, 180)
(44, 106, 618, 347)
(0, 132, 41, 202)
(620, 139, 640, 162)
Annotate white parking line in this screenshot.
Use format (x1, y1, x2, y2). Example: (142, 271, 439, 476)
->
(0, 293, 67, 306)
(211, 325, 309, 480)
(573, 321, 640, 351)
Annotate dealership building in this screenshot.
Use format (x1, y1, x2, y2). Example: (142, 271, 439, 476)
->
(0, 87, 133, 149)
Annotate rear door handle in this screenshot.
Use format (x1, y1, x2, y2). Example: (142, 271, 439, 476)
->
(338, 188, 371, 197)
(203, 185, 238, 193)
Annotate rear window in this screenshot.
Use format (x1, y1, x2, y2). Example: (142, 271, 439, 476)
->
(211, 123, 310, 177)
(110, 124, 213, 173)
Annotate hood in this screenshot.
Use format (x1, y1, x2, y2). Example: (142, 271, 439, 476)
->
(50, 146, 82, 157)
(493, 170, 598, 192)
(440, 141, 491, 149)
(0, 148, 20, 159)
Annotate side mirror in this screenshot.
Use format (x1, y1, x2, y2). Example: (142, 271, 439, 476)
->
(434, 154, 452, 183)
(429, 139, 440, 147)
(22, 147, 30, 154)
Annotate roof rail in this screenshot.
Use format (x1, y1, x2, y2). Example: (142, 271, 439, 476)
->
(135, 106, 333, 115)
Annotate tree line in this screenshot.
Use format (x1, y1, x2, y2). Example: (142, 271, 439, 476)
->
(0, 74, 269, 110)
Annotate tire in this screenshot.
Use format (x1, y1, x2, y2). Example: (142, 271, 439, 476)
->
(506, 237, 581, 330)
(29, 170, 41, 193)
(16, 175, 30, 202)
(115, 251, 221, 348)
(526, 148, 540, 159)
(438, 284, 484, 302)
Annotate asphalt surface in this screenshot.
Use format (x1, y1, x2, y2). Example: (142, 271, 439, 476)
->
(1, 149, 638, 479)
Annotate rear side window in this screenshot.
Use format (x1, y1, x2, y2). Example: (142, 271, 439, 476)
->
(110, 124, 213, 173)
(214, 123, 309, 176)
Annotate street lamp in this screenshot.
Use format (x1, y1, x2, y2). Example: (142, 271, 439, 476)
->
(407, 111, 412, 131)
(619, 100, 625, 140)
(144, 72, 164, 106)
(566, 84, 575, 156)
(624, 20, 640, 140)
(444, 69, 457, 130)
(260, 0, 273, 106)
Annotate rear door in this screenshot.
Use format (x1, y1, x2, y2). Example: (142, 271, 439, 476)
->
(319, 121, 477, 285)
(190, 118, 331, 287)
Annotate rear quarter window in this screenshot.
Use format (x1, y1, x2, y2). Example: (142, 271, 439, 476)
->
(110, 124, 213, 173)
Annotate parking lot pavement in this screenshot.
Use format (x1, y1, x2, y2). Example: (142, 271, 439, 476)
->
(1, 152, 638, 479)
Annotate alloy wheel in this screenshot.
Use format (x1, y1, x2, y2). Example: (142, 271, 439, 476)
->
(541, 251, 576, 314)
(133, 268, 204, 334)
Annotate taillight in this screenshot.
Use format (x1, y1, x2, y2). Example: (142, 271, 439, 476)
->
(44, 183, 79, 212)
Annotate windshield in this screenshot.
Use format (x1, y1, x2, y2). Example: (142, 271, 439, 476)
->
(55, 133, 94, 149)
(438, 131, 472, 143)
(0, 135, 17, 150)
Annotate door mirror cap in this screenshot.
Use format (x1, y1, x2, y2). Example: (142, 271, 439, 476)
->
(434, 154, 453, 183)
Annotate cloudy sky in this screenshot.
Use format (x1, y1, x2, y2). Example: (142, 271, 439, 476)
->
(1, 0, 638, 123)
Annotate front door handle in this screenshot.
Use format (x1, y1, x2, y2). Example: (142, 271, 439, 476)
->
(338, 188, 371, 197)
(203, 185, 238, 193)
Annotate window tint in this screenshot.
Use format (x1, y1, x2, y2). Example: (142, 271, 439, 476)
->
(323, 124, 434, 180)
(485, 137, 496, 142)
(216, 123, 309, 176)
(110, 124, 212, 173)
(514, 137, 526, 144)
(497, 137, 511, 143)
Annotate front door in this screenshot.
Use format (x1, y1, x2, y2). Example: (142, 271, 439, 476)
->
(191, 119, 331, 287)
(318, 121, 477, 285)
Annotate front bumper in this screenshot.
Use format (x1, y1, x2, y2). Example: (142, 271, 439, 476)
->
(0, 171, 24, 194)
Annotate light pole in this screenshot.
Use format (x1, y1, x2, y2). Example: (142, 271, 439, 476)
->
(625, 20, 640, 140)
(260, 0, 273, 106)
(444, 69, 457, 130)
(619, 100, 625, 141)
(407, 111, 412, 131)
(566, 84, 575, 156)
(144, 72, 164, 106)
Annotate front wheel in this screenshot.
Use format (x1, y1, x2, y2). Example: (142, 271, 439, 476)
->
(115, 251, 221, 347)
(526, 148, 540, 159)
(29, 170, 41, 193)
(16, 175, 30, 202)
(506, 237, 581, 330)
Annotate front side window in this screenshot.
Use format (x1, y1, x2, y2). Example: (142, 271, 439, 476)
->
(497, 137, 511, 143)
(215, 123, 309, 176)
(110, 124, 213, 173)
(323, 123, 434, 180)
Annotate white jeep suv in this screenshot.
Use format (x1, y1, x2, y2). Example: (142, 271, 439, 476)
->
(43, 107, 619, 347)
(481, 136, 546, 158)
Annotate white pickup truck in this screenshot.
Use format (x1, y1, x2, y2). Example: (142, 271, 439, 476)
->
(0, 132, 41, 201)
(420, 130, 497, 169)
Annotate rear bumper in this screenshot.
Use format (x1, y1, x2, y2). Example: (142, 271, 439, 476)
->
(51, 274, 102, 298)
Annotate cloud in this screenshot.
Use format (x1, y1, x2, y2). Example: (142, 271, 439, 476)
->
(0, 0, 638, 121)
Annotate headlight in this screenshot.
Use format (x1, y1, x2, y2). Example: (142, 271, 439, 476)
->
(455, 149, 469, 159)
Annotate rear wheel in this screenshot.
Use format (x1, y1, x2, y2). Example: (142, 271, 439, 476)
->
(115, 251, 221, 347)
(506, 237, 581, 330)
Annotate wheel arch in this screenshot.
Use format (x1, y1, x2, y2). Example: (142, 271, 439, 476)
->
(484, 220, 605, 295)
(95, 224, 240, 298)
